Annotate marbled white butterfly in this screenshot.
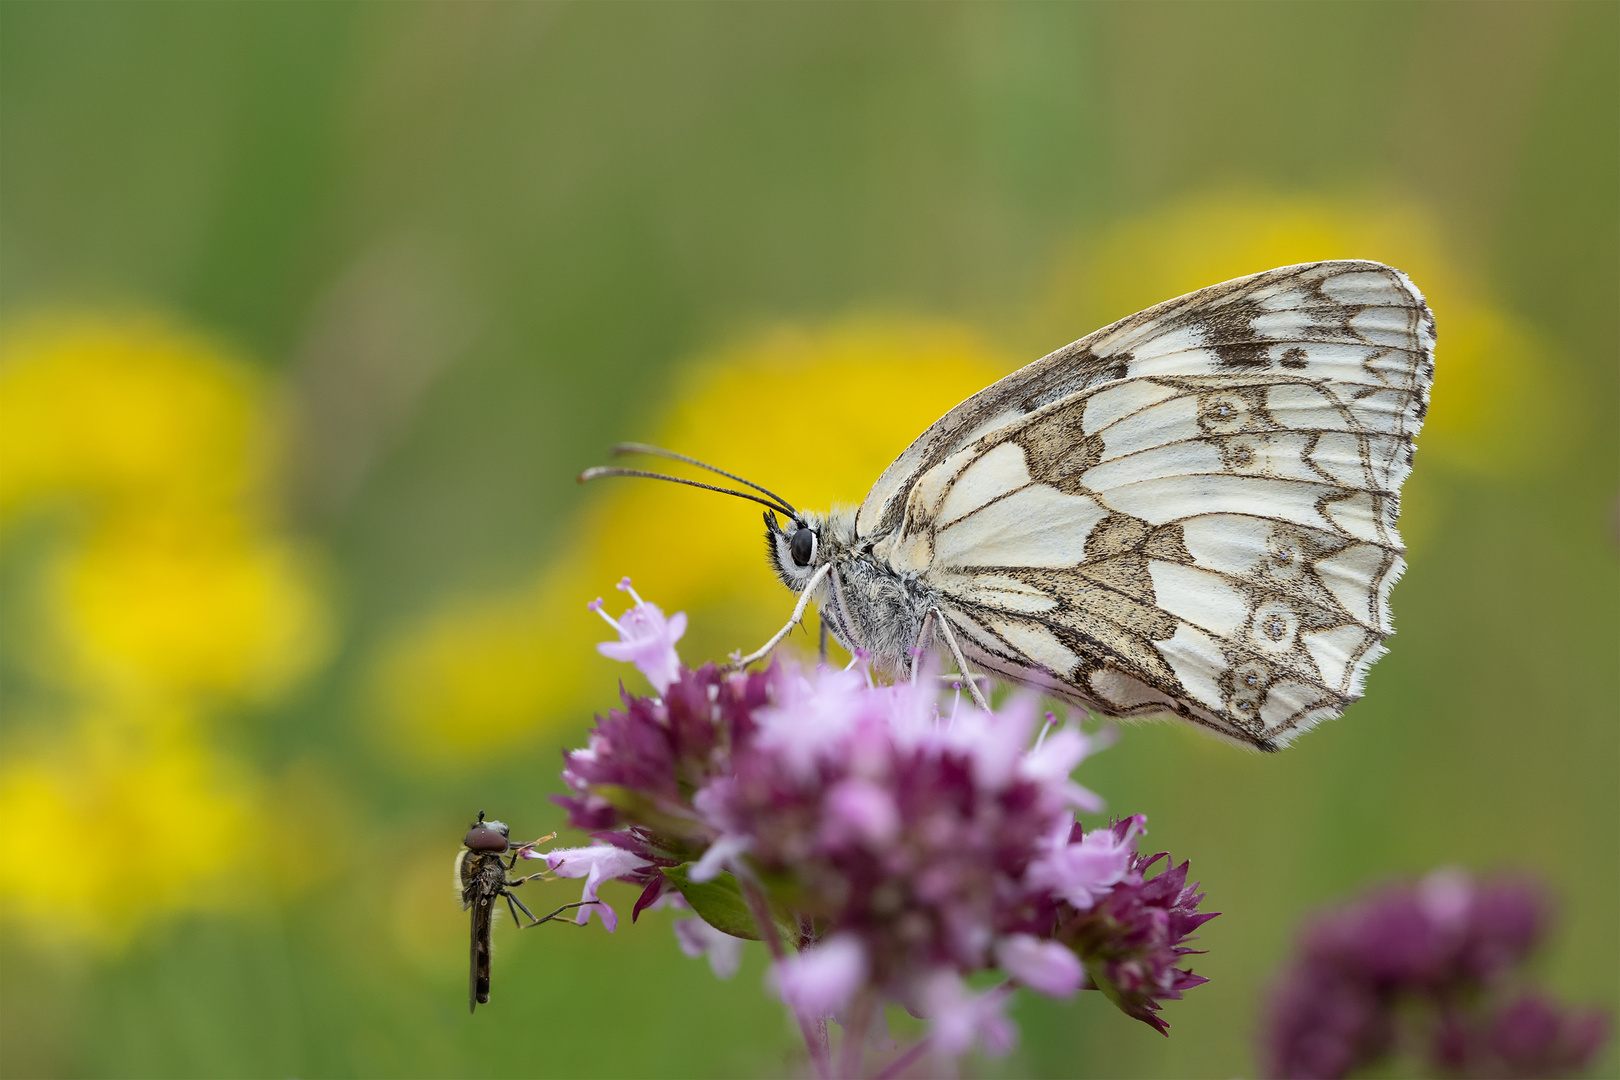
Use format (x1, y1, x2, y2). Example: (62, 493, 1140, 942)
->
(584, 261, 1435, 751)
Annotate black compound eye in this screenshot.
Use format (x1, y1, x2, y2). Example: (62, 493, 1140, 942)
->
(789, 527, 815, 567)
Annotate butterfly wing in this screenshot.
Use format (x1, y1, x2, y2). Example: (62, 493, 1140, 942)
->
(864, 261, 1434, 749)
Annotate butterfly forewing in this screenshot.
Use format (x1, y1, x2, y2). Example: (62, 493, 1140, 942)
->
(860, 261, 1434, 749)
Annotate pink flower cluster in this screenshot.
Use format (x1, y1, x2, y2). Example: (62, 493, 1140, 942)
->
(1264, 870, 1609, 1079)
(538, 583, 1217, 1073)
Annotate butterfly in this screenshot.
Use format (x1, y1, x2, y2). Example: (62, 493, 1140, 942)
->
(583, 261, 1435, 751)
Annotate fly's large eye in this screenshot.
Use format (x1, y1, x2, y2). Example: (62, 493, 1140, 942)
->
(790, 527, 815, 567)
(464, 825, 509, 853)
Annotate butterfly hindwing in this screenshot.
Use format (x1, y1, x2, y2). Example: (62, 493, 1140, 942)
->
(863, 261, 1433, 749)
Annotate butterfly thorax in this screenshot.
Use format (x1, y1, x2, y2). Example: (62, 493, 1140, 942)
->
(768, 505, 935, 676)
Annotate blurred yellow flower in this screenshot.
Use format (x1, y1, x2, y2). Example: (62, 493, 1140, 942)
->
(0, 314, 268, 526)
(1036, 190, 1570, 480)
(0, 715, 264, 949)
(53, 516, 329, 705)
(0, 313, 333, 950)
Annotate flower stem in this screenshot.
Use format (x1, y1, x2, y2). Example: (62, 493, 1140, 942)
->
(741, 877, 831, 1080)
(837, 990, 876, 1079)
(873, 1037, 930, 1080)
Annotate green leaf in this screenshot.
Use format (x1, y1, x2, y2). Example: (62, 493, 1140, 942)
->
(661, 863, 800, 944)
(1083, 956, 1127, 1012)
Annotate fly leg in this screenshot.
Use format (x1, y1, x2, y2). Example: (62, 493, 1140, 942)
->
(498, 875, 601, 928)
(511, 898, 601, 929)
(819, 617, 829, 665)
(501, 884, 560, 928)
(504, 868, 553, 887)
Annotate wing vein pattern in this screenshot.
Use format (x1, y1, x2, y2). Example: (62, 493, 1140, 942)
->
(860, 261, 1434, 750)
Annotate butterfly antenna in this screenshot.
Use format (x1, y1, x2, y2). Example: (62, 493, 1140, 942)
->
(578, 466, 797, 518)
(609, 443, 798, 518)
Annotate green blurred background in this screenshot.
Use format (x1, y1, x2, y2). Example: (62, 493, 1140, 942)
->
(1, 3, 1615, 1077)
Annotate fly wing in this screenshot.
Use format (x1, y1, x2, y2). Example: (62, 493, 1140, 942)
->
(878, 262, 1433, 750)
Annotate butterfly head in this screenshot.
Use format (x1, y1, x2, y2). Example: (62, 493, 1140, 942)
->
(764, 505, 857, 593)
(765, 509, 824, 591)
(577, 441, 848, 595)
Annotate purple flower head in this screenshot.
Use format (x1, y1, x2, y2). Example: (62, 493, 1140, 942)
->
(1298, 870, 1547, 996)
(1449, 875, 1546, 985)
(1263, 870, 1608, 1080)
(1431, 993, 1612, 1079)
(1265, 961, 1392, 1080)
(552, 663, 771, 835)
(590, 577, 687, 693)
(693, 663, 1129, 1007)
(553, 587, 1220, 1072)
(1476, 995, 1609, 1077)
(1056, 821, 1218, 1036)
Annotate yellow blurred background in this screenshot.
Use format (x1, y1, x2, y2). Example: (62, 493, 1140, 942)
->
(1, 4, 1614, 1077)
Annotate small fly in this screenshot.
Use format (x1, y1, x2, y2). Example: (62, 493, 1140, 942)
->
(456, 811, 593, 1012)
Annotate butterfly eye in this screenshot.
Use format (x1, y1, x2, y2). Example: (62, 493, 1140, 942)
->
(790, 527, 816, 567)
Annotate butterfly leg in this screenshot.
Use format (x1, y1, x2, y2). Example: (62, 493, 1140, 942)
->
(931, 607, 991, 711)
(910, 610, 935, 685)
(730, 562, 833, 667)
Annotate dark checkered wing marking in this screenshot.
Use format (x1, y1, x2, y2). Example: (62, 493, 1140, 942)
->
(866, 261, 1433, 749)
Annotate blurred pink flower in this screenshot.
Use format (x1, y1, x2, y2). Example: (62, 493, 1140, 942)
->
(821, 779, 900, 847)
(672, 909, 745, 980)
(1026, 812, 1140, 910)
(772, 935, 868, 1021)
(995, 934, 1083, 997)
(687, 831, 751, 884)
(915, 970, 1017, 1057)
